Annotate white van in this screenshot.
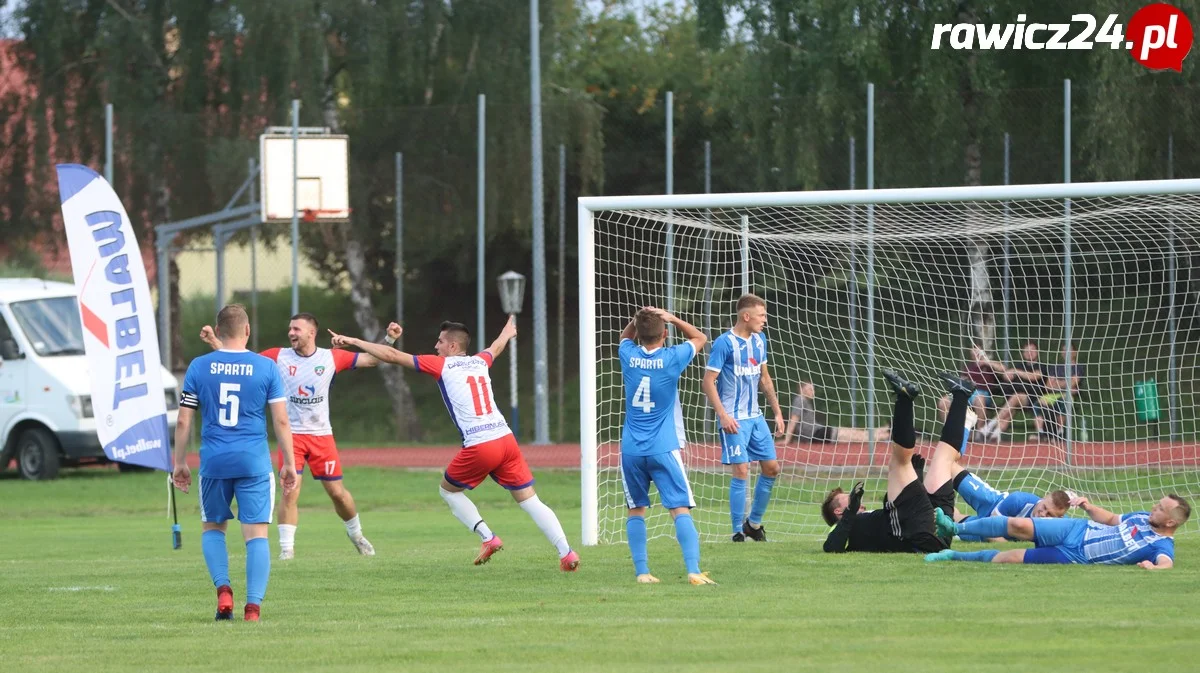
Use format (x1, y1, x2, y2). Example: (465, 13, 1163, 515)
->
(0, 278, 179, 479)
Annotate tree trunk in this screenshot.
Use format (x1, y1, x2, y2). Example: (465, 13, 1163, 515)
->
(342, 236, 422, 440)
(321, 36, 423, 441)
(959, 0, 994, 355)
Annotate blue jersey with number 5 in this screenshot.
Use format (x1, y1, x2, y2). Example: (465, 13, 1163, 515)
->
(180, 349, 286, 479)
(619, 339, 697, 457)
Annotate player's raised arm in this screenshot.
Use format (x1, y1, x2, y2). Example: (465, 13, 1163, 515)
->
(620, 316, 637, 342)
(655, 308, 707, 353)
(200, 325, 223, 351)
(348, 322, 405, 368)
(1070, 496, 1121, 526)
(485, 315, 518, 360)
(328, 327, 419, 370)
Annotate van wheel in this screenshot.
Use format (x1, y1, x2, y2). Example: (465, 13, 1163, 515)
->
(17, 428, 61, 480)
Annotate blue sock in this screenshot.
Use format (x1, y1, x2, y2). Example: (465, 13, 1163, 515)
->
(730, 477, 748, 534)
(953, 549, 1000, 563)
(674, 513, 701, 574)
(749, 475, 776, 526)
(626, 516, 650, 576)
(201, 530, 230, 588)
(245, 537, 270, 606)
(955, 515, 1009, 539)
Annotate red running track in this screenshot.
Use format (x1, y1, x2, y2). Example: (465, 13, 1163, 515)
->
(181, 440, 1200, 469)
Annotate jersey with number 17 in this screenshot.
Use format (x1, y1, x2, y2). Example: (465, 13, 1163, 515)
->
(181, 349, 286, 479)
(619, 339, 697, 457)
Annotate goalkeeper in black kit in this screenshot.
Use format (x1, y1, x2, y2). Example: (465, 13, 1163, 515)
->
(821, 370, 968, 553)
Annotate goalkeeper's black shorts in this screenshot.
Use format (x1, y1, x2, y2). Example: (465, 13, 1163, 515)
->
(887, 479, 948, 553)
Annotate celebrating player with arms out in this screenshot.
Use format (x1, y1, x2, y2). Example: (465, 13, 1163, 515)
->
(174, 304, 298, 621)
(329, 317, 580, 571)
(702, 293, 784, 542)
(618, 307, 714, 585)
(201, 313, 384, 560)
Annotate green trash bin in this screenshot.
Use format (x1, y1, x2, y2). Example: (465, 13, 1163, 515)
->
(1134, 379, 1161, 423)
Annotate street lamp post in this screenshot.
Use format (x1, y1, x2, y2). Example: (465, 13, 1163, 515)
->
(497, 271, 526, 437)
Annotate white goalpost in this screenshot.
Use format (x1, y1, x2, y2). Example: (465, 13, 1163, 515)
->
(579, 178, 1200, 546)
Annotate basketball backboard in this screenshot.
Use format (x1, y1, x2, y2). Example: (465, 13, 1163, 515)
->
(259, 130, 350, 222)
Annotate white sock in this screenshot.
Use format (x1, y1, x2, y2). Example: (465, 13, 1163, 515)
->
(344, 514, 362, 538)
(519, 494, 571, 558)
(278, 524, 296, 551)
(439, 486, 493, 541)
(982, 419, 999, 435)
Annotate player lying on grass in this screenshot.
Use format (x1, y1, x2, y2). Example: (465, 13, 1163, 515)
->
(618, 307, 715, 585)
(201, 313, 384, 560)
(950, 468, 1070, 542)
(329, 317, 580, 571)
(820, 370, 962, 554)
(926, 493, 1189, 569)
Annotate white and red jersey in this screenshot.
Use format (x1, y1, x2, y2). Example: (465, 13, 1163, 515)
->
(414, 351, 511, 447)
(261, 347, 358, 435)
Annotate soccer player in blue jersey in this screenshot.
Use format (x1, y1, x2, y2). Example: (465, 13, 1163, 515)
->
(172, 304, 298, 621)
(951, 468, 1069, 541)
(619, 307, 713, 585)
(702, 294, 784, 542)
(926, 493, 1189, 568)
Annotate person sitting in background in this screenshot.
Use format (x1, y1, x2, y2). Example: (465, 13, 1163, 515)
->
(1035, 344, 1086, 441)
(936, 344, 1007, 440)
(783, 381, 889, 445)
(978, 340, 1047, 442)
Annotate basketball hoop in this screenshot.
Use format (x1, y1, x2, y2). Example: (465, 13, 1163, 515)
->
(298, 208, 351, 223)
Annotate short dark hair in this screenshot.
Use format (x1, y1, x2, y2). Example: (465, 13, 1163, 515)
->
(1168, 493, 1192, 524)
(439, 321, 471, 351)
(634, 309, 665, 345)
(290, 312, 319, 328)
(216, 304, 249, 339)
(1048, 490, 1070, 512)
(821, 488, 845, 527)
(735, 293, 765, 314)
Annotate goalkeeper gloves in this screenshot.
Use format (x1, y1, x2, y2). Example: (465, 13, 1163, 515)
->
(846, 481, 865, 515)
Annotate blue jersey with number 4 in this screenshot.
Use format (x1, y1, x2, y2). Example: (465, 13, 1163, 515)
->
(619, 339, 697, 457)
(181, 349, 286, 479)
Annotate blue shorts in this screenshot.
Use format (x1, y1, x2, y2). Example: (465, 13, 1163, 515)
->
(1031, 517, 1088, 563)
(621, 450, 695, 510)
(719, 416, 776, 465)
(199, 473, 276, 524)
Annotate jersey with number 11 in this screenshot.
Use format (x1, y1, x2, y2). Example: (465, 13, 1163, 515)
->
(619, 339, 697, 457)
(181, 349, 286, 479)
(413, 352, 510, 447)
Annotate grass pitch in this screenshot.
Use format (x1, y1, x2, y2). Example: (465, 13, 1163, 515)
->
(1, 467, 1198, 673)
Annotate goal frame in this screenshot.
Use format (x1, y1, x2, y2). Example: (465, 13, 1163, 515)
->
(577, 177, 1200, 546)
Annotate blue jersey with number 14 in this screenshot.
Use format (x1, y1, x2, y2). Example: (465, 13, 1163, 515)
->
(181, 349, 286, 479)
(620, 339, 697, 457)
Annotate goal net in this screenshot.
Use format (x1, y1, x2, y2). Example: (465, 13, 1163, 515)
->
(579, 179, 1200, 545)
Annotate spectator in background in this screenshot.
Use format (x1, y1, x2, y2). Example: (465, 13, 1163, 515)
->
(979, 340, 1047, 442)
(1035, 344, 1086, 440)
(936, 344, 1008, 438)
(783, 381, 890, 445)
